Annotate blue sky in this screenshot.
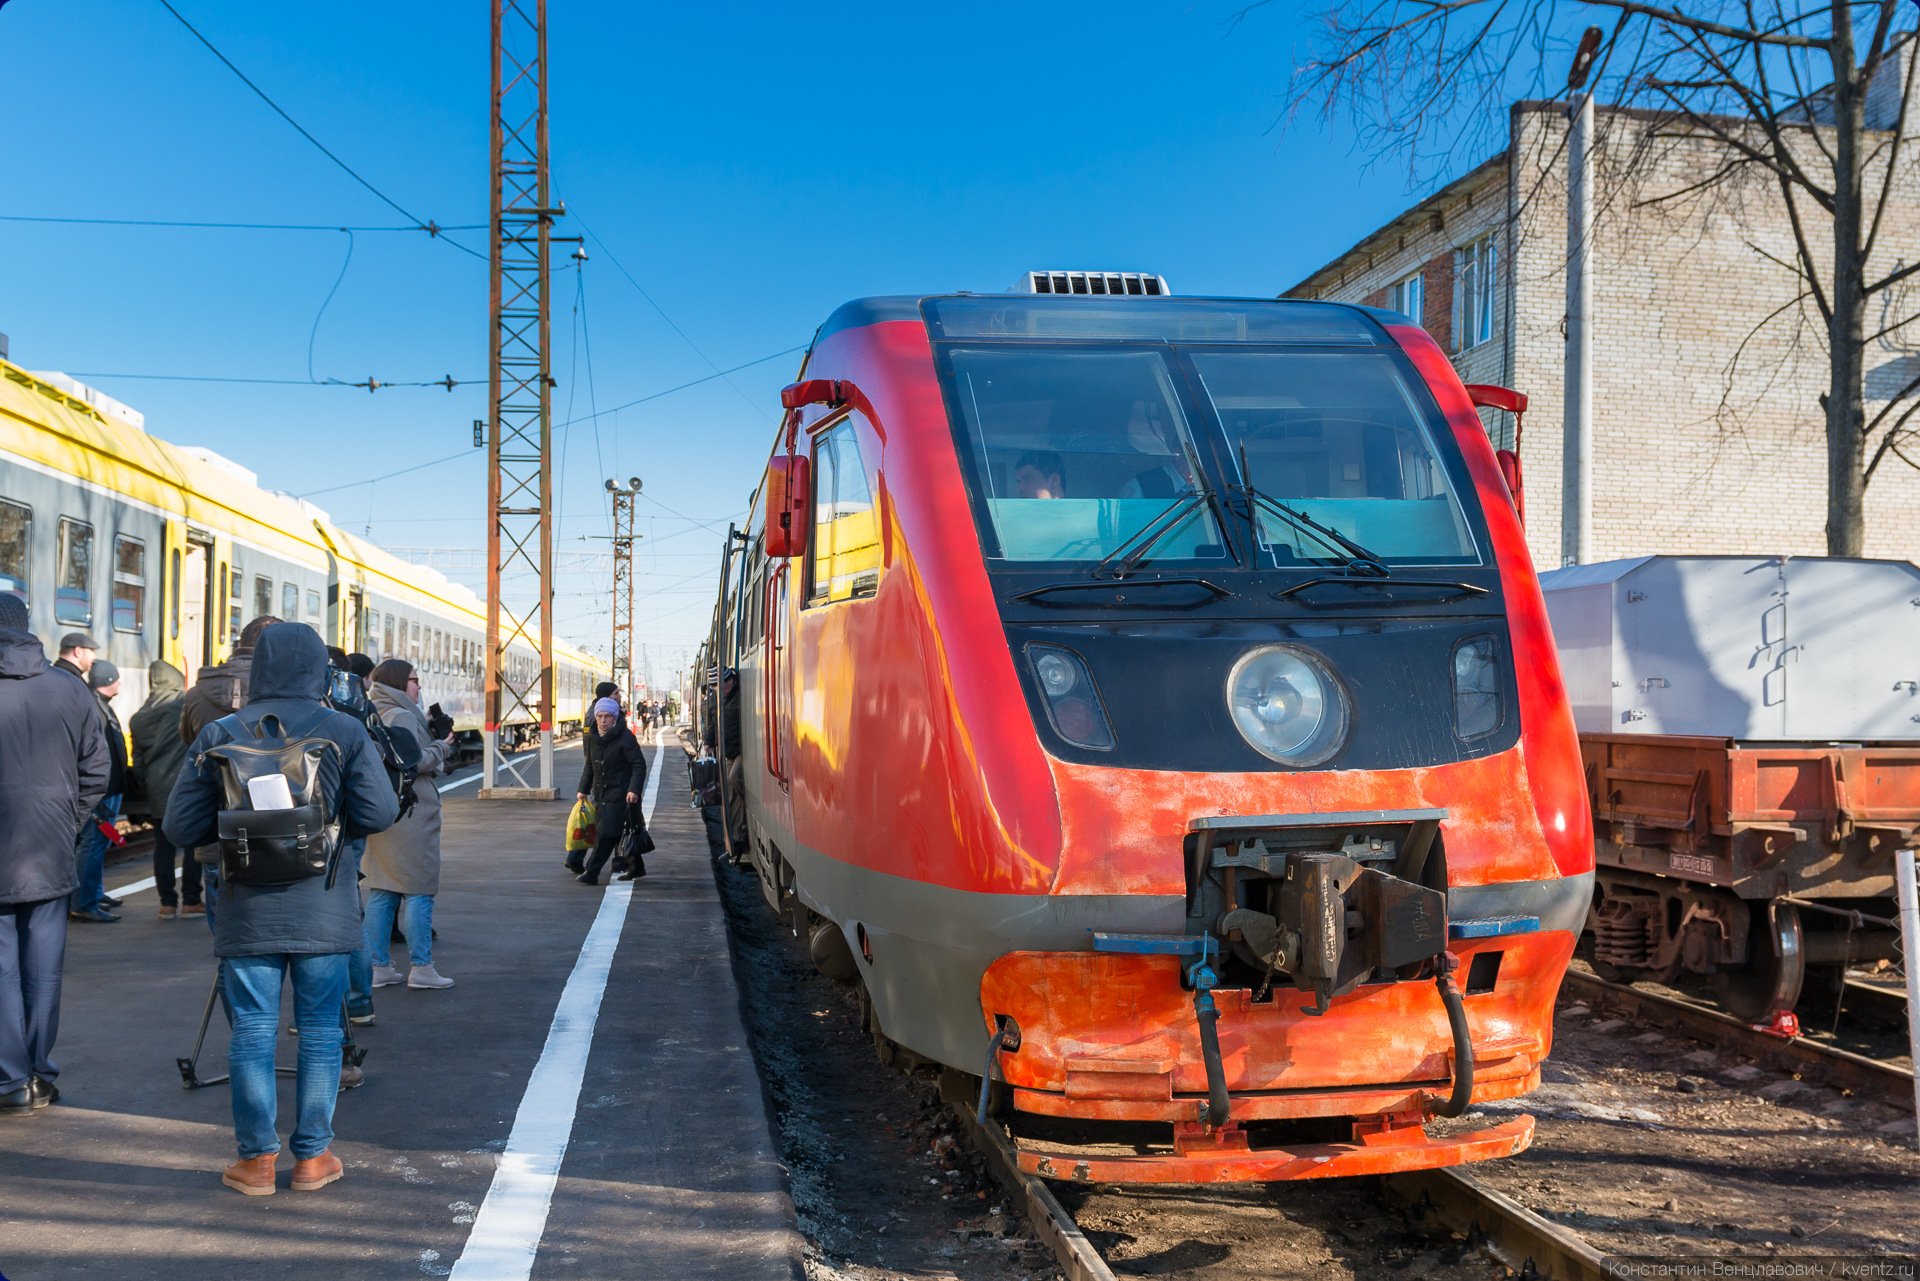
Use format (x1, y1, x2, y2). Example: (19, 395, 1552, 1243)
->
(0, 0, 1486, 689)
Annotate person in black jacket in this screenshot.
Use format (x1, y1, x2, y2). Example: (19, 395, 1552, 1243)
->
(165, 623, 400, 1196)
(68, 661, 129, 924)
(0, 594, 111, 1114)
(573, 698, 647, 886)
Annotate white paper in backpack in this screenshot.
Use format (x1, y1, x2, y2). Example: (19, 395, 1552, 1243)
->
(247, 773, 296, 811)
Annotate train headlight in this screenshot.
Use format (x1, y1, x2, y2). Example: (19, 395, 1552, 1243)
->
(1026, 644, 1115, 751)
(1451, 634, 1502, 740)
(1226, 645, 1349, 767)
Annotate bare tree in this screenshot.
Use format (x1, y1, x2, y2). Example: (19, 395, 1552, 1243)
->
(1266, 0, 1920, 555)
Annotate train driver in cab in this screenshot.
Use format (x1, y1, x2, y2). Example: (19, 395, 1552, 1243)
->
(1011, 450, 1066, 500)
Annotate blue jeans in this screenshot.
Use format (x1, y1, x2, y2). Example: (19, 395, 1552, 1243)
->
(0, 898, 67, 1092)
(363, 890, 433, 969)
(223, 952, 347, 1160)
(70, 795, 122, 912)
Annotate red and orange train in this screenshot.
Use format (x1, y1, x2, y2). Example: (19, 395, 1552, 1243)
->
(706, 281, 1591, 1183)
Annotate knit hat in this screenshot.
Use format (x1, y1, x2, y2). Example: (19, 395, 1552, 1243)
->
(592, 697, 622, 719)
(0, 594, 26, 630)
(89, 659, 121, 689)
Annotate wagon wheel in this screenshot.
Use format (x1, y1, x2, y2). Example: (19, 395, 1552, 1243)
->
(1711, 900, 1805, 1023)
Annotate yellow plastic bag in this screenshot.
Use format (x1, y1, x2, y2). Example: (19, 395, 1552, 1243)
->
(566, 797, 598, 853)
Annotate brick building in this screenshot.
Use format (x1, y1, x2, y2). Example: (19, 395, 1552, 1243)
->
(1285, 94, 1920, 570)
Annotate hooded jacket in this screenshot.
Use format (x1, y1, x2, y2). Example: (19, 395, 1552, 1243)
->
(361, 680, 454, 896)
(164, 624, 400, 957)
(0, 628, 111, 905)
(95, 686, 128, 800)
(128, 661, 188, 825)
(177, 648, 256, 748)
(578, 717, 648, 806)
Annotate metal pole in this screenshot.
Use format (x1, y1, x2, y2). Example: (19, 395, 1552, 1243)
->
(610, 482, 634, 704)
(535, 0, 554, 794)
(1562, 87, 1595, 568)
(1896, 848, 1920, 1137)
(481, 0, 504, 794)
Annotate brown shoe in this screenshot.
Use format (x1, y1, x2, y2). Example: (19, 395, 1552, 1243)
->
(338, 1063, 365, 1091)
(157, 904, 179, 920)
(222, 1152, 278, 1196)
(181, 903, 206, 917)
(291, 1149, 343, 1192)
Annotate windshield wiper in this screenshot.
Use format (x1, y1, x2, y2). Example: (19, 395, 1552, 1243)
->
(1091, 444, 1228, 581)
(1233, 449, 1389, 577)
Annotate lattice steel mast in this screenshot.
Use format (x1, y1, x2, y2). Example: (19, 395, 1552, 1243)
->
(483, 0, 559, 797)
(607, 478, 640, 706)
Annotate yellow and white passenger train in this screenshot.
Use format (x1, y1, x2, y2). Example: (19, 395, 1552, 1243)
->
(0, 357, 601, 745)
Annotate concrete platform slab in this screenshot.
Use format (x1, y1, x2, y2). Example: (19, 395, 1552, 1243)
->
(0, 733, 801, 1281)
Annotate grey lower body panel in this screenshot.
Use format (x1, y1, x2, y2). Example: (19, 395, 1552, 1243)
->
(758, 815, 1593, 1073)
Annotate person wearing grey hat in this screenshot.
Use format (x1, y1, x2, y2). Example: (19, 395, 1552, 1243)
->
(69, 661, 128, 923)
(53, 633, 98, 686)
(0, 592, 111, 1112)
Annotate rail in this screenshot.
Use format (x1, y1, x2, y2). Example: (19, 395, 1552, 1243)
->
(1561, 970, 1915, 1112)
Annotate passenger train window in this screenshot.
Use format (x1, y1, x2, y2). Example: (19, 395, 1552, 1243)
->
(807, 420, 880, 606)
(306, 590, 321, 623)
(228, 563, 242, 639)
(253, 576, 272, 622)
(55, 518, 93, 626)
(111, 535, 146, 635)
(384, 614, 395, 658)
(0, 499, 29, 607)
(282, 582, 299, 621)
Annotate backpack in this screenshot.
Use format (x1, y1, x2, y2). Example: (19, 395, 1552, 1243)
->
(198, 706, 344, 888)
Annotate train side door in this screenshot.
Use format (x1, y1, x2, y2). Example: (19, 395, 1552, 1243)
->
(765, 563, 792, 790)
(179, 532, 214, 678)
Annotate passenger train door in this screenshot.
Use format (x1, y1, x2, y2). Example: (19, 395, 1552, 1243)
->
(765, 563, 792, 791)
(179, 532, 214, 678)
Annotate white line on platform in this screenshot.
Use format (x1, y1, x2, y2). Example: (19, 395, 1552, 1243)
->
(106, 875, 158, 899)
(448, 729, 665, 1281)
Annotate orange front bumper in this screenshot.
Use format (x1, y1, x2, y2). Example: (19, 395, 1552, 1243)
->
(1017, 1113, 1536, 1184)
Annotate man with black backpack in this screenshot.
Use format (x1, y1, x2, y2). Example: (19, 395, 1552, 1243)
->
(164, 624, 399, 1197)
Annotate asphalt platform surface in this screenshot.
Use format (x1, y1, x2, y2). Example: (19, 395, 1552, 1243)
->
(0, 732, 802, 1281)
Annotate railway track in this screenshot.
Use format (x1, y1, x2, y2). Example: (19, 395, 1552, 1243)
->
(1561, 969, 1916, 1112)
(952, 1103, 1614, 1281)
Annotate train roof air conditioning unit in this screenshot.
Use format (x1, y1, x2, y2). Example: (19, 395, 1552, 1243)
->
(1018, 270, 1170, 296)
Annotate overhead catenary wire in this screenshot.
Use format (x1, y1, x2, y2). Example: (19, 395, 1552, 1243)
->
(70, 370, 476, 391)
(0, 214, 485, 234)
(154, 0, 484, 260)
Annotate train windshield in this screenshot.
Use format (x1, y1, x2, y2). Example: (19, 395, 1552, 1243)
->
(943, 347, 1228, 568)
(937, 334, 1481, 570)
(1189, 348, 1480, 567)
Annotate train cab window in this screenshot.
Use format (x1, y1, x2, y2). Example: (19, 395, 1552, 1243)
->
(1188, 349, 1481, 566)
(281, 581, 299, 621)
(253, 575, 272, 622)
(111, 535, 146, 635)
(55, 518, 94, 625)
(942, 348, 1227, 566)
(807, 419, 881, 606)
(0, 499, 29, 607)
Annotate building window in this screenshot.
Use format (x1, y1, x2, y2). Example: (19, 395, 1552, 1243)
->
(1390, 271, 1424, 327)
(254, 575, 273, 622)
(282, 581, 299, 621)
(0, 499, 29, 608)
(1454, 234, 1498, 352)
(55, 518, 94, 626)
(111, 535, 146, 634)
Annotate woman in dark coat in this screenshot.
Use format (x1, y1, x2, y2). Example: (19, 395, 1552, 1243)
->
(572, 698, 647, 885)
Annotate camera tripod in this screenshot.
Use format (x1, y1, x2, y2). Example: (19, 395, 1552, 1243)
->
(177, 967, 368, 1090)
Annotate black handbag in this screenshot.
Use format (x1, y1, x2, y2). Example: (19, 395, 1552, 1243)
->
(614, 819, 655, 876)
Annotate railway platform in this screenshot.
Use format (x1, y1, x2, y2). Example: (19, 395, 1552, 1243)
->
(0, 733, 802, 1281)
